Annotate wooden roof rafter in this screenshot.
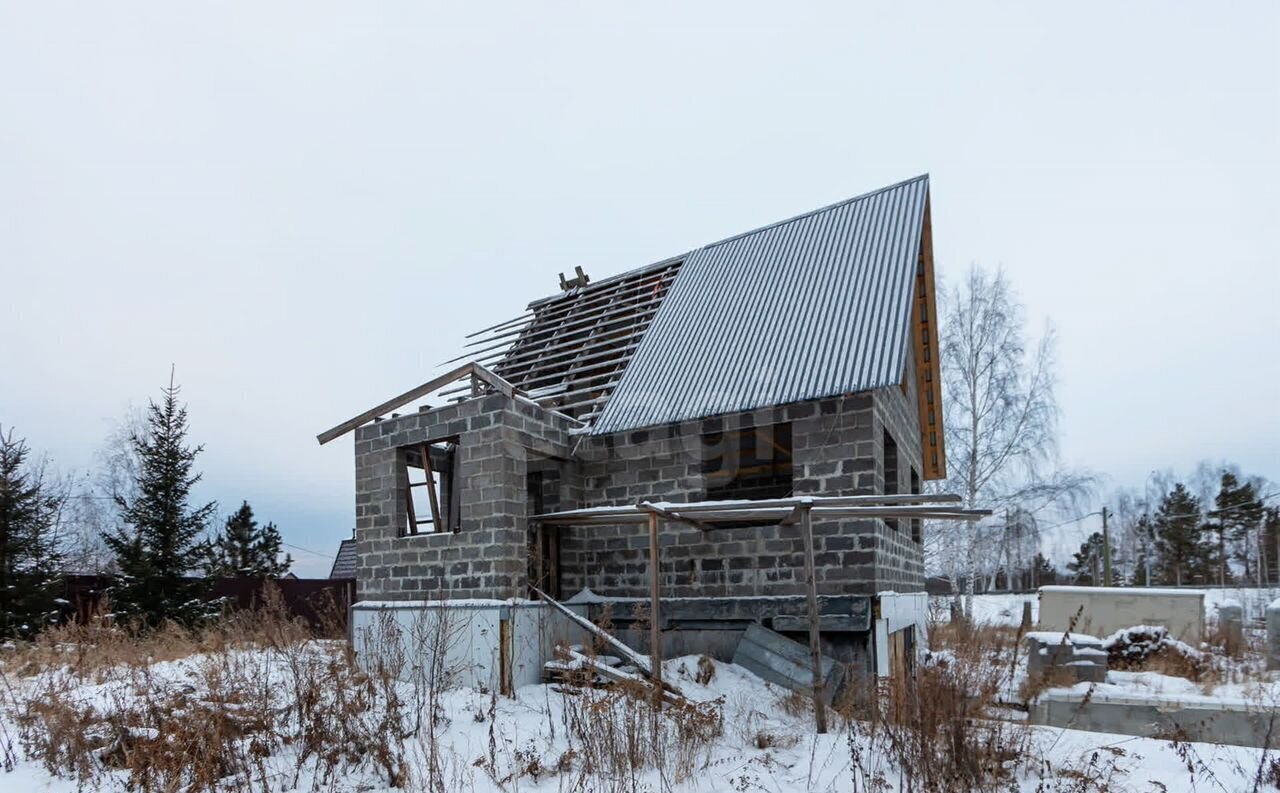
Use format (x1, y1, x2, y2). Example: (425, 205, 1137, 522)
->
(316, 361, 527, 446)
(457, 258, 684, 423)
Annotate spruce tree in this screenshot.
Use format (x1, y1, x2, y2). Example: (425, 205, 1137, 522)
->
(1261, 506, 1280, 585)
(1031, 553, 1057, 587)
(1153, 484, 1206, 585)
(1067, 532, 1106, 585)
(0, 427, 67, 639)
(205, 501, 292, 578)
(1212, 472, 1264, 582)
(101, 378, 216, 626)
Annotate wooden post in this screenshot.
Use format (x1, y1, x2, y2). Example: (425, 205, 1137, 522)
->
(648, 510, 663, 707)
(798, 502, 829, 734)
(419, 443, 444, 529)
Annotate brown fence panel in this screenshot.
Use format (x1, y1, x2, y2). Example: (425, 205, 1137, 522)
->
(59, 575, 354, 633)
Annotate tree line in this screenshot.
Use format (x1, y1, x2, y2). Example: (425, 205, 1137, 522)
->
(928, 263, 1275, 601)
(1068, 468, 1278, 587)
(0, 377, 291, 637)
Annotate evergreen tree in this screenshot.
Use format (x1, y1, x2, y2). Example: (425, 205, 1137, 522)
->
(1031, 552, 1057, 587)
(205, 501, 292, 578)
(101, 378, 216, 626)
(1262, 506, 1280, 585)
(1211, 472, 1265, 582)
(1153, 483, 1206, 585)
(0, 427, 67, 639)
(1067, 532, 1107, 585)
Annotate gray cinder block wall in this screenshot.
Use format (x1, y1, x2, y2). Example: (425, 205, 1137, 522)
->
(560, 384, 925, 599)
(353, 394, 578, 601)
(353, 362, 927, 602)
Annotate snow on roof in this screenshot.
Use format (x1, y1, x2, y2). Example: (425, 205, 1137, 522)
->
(1024, 631, 1102, 646)
(1039, 585, 1206, 598)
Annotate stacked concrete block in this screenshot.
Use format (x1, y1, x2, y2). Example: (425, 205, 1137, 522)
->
(1217, 600, 1244, 654)
(1026, 632, 1108, 684)
(1267, 599, 1280, 670)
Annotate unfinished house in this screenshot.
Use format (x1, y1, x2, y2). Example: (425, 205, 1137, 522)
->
(320, 175, 968, 692)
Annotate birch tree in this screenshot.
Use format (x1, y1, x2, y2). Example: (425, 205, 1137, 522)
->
(935, 265, 1091, 616)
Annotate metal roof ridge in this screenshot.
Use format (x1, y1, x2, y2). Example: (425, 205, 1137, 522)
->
(691, 173, 929, 253)
(521, 174, 928, 310)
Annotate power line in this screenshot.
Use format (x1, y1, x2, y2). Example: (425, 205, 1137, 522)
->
(1035, 491, 1280, 534)
(281, 542, 335, 559)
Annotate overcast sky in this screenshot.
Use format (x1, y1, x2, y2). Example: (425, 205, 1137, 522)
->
(2, 3, 1277, 575)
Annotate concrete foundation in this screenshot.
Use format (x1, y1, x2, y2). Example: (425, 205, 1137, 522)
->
(1031, 690, 1280, 749)
(350, 599, 588, 692)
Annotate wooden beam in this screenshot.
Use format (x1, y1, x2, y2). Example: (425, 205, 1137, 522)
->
(648, 510, 664, 708)
(401, 455, 417, 535)
(317, 362, 476, 445)
(639, 501, 714, 531)
(469, 362, 517, 399)
(563, 648, 688, 707)
(316, 362, 520, 446)
(798, 503, 829, 734)
(419, 443, 444, 529)
(912, 192, 947, 480)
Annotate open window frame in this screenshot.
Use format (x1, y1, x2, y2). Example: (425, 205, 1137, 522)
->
(401, 437, 461, 535)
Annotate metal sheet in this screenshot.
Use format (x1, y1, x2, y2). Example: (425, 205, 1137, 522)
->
(593, 175, 929, 435)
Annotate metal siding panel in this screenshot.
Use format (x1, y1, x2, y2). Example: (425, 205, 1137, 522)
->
(594, 175, 930, 435)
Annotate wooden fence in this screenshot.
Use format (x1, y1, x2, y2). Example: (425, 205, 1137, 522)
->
(61, 575, 355, 632)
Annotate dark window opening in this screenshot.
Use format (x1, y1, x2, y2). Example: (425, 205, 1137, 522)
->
(401, 438, 460, 535)
(883, 429, 899, 532)
(703, 422, 793, 502)
(910, 468, 922, 545)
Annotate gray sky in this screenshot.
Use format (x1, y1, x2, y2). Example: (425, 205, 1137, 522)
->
(2, 3, 1277, 575)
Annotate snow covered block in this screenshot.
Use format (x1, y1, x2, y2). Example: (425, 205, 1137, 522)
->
(1038, 586, 1205, 645)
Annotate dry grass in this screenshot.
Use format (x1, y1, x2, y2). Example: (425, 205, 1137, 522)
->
(0, 590, 423, 792)
(856, 620, 1032, 792)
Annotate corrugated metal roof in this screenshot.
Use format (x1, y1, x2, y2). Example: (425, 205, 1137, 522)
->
(592, 175, 929, 435)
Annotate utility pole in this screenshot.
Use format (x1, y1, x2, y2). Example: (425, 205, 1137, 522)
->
(1101, 506, 1112, 587)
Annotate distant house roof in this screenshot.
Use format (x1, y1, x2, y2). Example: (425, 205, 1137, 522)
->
(329, 539, 356, 579)
(595, 175, 930, 435)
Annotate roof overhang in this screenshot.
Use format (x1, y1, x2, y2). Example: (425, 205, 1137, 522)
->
(315, 361, 521, 445)
(910, 191, 947, 480)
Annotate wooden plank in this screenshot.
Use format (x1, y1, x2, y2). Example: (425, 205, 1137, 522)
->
(798, 503, 828, 734)
(648, 510, 663, 707)
(530, 585, 680, 692)
(499, 617, 513, 697)
(401, 456, 417, 535)
(912, 193, 947, 480)
(419, 443, 444, 529)
(772, 614, 868, 633)
(638, 501, 714, 531)
(562, 648, 687, 707)
(468, 362, 517, 399)
(317, 362, 476, 445)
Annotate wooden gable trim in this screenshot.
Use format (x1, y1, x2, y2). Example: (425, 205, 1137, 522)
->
(315, 361, 518, 445)
(910, 193, 947, 480)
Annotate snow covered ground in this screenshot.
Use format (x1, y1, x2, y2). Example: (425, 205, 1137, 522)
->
(2, 641, 1277, 792)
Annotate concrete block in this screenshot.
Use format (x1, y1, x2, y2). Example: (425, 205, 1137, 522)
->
(1266, 601, 1280, 670)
